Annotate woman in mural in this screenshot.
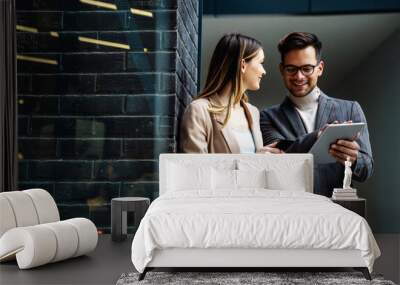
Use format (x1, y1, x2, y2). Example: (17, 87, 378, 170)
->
(180, 33, 280, 154)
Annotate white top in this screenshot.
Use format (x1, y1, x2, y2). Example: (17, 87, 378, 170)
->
(226, 105, 256, 154)
(230, 126, 256, 153)
(289, 87, 320, 133)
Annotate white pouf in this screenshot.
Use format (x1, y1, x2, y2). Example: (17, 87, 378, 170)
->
(0, 189, 98, 269)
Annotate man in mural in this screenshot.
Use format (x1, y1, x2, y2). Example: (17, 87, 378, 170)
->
(260, 32, 373, 197)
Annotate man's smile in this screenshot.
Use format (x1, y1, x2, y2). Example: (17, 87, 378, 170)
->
(292, 81, 308, 86)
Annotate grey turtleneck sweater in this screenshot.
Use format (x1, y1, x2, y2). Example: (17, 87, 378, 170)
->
(288, 87, 320, 133)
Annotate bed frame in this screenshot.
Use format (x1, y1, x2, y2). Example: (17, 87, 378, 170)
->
(139, 248, 370, 280)
(138, 154, 372, 280)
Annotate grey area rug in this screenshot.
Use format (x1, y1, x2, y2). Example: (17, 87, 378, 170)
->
(116, 272, 396, 285)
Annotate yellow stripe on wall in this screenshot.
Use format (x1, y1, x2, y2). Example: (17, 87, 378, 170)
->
(130, 8, 154, 18)
(50, 31, 60, 38)
(16, 25, 38, 33)
(17, 55, 58, 65)
(80, 0, 117, 10)
(78, 36, 131, 50)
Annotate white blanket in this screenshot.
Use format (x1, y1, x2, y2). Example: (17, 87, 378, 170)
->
(131, 190, 380, 273)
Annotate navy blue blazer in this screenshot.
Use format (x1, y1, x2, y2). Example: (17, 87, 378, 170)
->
(260, 92, 373, 197)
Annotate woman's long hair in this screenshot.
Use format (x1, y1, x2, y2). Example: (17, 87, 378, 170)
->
(197, 33, 262, 126)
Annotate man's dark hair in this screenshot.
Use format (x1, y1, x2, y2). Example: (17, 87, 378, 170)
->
(278, 32, 322, 63)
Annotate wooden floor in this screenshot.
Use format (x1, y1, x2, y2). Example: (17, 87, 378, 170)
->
(0, 234, 398, 285)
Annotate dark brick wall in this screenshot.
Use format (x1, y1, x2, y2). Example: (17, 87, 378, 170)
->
(16, 0, 199, 232)
(176, 0, 199, 121)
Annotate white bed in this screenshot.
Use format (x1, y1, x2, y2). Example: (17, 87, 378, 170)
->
(131, 154, 380, 280)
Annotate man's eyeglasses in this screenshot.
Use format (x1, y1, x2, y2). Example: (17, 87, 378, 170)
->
(282, 64, 318, 76)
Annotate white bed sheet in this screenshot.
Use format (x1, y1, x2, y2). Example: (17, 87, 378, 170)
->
(131, 190, 380, 273)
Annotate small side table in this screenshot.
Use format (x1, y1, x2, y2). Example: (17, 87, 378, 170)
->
(111, 197, 150, 242)
(331, 197, 366, 218)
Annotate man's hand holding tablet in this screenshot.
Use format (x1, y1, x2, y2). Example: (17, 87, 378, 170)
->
(310, 121, 365, 164)
(329, 123, 361, 165)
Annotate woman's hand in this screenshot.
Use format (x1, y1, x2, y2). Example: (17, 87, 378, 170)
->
(258, 142, 284, 154)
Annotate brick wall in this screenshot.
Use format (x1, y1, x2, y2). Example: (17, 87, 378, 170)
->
(16, 0, 199, 232)
(176, 0, 199, 121)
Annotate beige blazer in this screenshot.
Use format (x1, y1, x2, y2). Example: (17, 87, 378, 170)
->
(179, 95, 264, 153)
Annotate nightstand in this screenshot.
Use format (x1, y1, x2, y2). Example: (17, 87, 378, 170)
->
(111, 197, 150, 242)
(331, 197, 366, 218)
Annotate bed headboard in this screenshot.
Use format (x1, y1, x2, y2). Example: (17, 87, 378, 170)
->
(159, 154, 314, 195)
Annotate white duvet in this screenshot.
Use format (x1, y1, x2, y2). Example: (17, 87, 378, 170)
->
(131, 190, 380, 273)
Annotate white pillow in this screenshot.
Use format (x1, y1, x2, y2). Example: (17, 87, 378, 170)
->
(211, 169, 268, 190)
(211, 168, 237, 190)
(167, 163, 212, 191)
(237, 169, 267, 189)
(266, 165, 307, 191)
(237, 158, 310, 192)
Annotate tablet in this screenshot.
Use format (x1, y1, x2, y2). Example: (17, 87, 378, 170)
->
(309, 122, 365, 164)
